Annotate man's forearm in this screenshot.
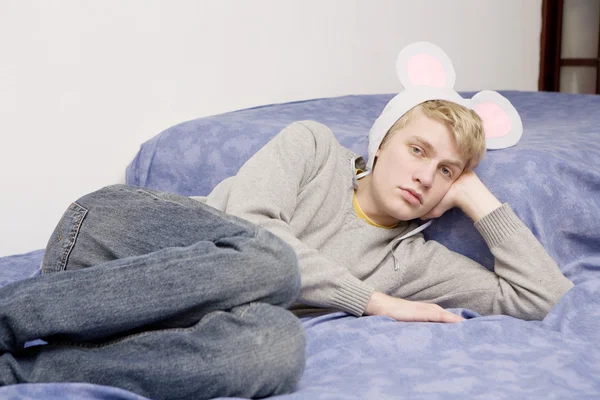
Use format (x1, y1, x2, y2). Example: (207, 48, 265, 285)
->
(457, 173, 502, 222)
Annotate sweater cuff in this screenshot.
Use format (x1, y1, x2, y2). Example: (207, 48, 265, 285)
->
(474, 203, 525, 248)
(331, 275, 375, 317)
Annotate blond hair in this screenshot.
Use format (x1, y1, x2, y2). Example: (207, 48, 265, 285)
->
(380, 100, 486, 171)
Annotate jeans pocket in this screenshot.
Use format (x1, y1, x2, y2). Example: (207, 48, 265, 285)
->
(41, 202, 88, 274)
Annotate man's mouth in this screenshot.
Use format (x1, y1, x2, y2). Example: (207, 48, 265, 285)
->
(399, 187, 422, 205)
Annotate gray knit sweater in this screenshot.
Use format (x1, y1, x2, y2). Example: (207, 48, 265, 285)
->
(192, 121, 574, 320)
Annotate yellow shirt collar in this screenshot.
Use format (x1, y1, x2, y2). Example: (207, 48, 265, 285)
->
(352, 192, 398, 229)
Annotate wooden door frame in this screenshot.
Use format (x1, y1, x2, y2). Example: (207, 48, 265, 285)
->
(539, 0, 600, 93)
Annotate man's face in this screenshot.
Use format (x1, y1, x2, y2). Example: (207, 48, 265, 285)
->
(370, 109, 465, 222)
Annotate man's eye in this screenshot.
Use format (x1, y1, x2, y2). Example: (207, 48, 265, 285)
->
(441, 167, 452, 177)
(411, 146, 422, 155)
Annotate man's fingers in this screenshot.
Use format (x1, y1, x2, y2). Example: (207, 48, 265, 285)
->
(423, 304, 465, 323)
(441, 311, 465, 323)
(385, 297, 466, 323)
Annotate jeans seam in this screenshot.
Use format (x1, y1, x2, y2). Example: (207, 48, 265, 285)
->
(135, 187, 260, 239)
(57, 202, 88, 272)
(48, 311, 224, 349)
(42, 202, 88, 274)
(134, 188, 188, 207)
(46, 303, 277, 350)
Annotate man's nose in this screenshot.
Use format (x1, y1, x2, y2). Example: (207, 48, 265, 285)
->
(413, 163, 436, 188)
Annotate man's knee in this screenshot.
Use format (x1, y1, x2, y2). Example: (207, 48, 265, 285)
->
(236, 303, 306, 397)
(252, 228, 301, 307)
(265, 307, 306, 396)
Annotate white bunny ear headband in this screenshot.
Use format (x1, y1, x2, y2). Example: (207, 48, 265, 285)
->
(366, 42, 523, 169)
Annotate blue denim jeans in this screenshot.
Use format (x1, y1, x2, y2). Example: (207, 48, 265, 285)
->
(0, 185, 305, 399)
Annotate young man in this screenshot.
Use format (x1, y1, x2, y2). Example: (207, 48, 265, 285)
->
(0, 42, 573, 398)
(199, 99, 573, 324)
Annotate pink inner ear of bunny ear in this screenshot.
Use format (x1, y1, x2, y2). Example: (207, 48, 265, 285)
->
(407, 54, 446, 88)
(473, 102, 512, 139)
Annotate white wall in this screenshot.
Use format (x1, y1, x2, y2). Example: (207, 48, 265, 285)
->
(0, 0, 542, 257)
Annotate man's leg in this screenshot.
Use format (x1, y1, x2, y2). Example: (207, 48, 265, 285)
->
(0, 185, 305, 397)
(0, 227, 300, 350)
(0, 303, 306, 400)
(1, 184, 300, 349)
(42, 184, 271, 273)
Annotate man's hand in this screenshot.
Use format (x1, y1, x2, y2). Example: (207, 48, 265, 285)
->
(365, 291, 464, 323)
(421, 170, 502, 222)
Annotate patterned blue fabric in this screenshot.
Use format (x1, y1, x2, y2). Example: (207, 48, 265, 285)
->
(126, 91, 600, 283)
(0, 382, 148, 400)
(1, 91, 599, 398)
